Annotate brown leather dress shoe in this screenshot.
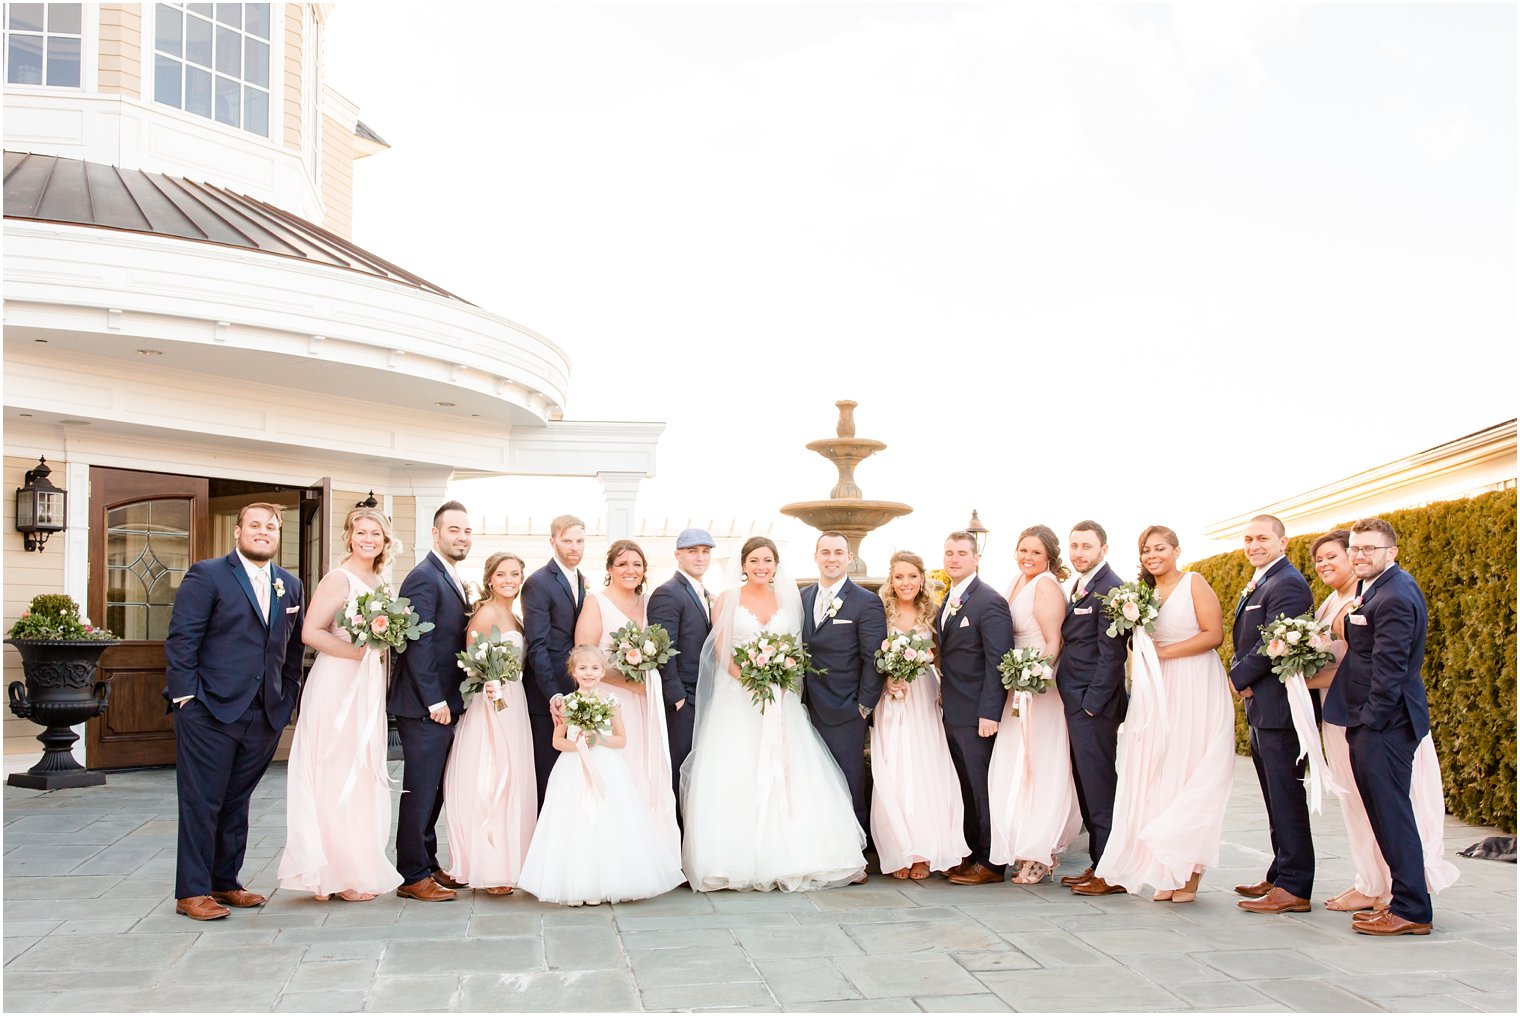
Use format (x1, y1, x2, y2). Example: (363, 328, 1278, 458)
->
(1352, 911, 1431, 936)
(939, 859, 973, 879)
(397, 876, 457, 901)
(1071, 876, 1126, 896)
(177, 895, 231, 921)
(432, 869, 469, 890)
(210, 888, 266, 908)
(1237, 886, 1311, 914)
(1233, 879, 1274, 898)
(947, 863, 1003, 886)
(1060, 866, 1095, 887)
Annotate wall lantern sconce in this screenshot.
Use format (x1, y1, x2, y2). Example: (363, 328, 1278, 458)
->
(356, 491, 380, 509)
(16, 456, 66, 552)
(965, 508, 989, 556)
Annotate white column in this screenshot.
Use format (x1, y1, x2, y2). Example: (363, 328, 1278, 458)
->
(598, 471, 643, 542)
(64, 457, 91, 765)
(399, 469, 454, 566)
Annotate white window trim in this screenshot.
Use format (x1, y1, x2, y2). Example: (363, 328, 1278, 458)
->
(137, 1, 285, 147)
(1, 2, 98, 92)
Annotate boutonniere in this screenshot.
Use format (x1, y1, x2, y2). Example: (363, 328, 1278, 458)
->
(946, 596, 963, 618)
(825, 595, 844, 620)
(1345, 595, 1363, 616)
(273, 577, 286, 600)
(463, 580, 482, 602)
(1238, 580, 1256, 601)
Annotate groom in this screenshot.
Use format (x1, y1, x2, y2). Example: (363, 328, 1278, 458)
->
(389, 500, 473, 902)
(165, 502, 305, 920)
(937, 529, 1015, 886)
(801, 531, 888, 844)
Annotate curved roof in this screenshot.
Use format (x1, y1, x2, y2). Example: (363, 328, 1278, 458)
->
(3, 151, 467, 303)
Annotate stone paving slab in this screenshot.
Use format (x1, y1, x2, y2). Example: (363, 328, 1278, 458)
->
(3, 759, 1514, 1012)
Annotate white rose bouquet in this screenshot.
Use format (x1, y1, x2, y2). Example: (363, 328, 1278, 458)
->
(606, 621, 678, 684)
(561, 690, 616, 746)
(454, 626, 523, 711)
(732, 631, 814, 713)
(1101, 581, 1160, 638)
(998, 646, 1055, 717)
(1256, 611, 1338, 682)
(874, 631, 935, 694)
(337, 585, 434, 652)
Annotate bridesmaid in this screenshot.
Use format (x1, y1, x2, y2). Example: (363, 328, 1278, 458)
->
(277, 508, 402, 901)
(871, 551, 970, 880)
(442, 552, 537, 895)
(1309, 529, 1458, 913)
(574, 539, 679, 855)
(1092, 526, 1233, 902)
(988, 525, 1082, 884)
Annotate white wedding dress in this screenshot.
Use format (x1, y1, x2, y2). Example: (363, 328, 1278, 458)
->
(681, 590, 866, 892)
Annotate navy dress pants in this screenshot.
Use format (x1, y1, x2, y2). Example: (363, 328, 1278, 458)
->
(1248, 724, 1314, 898)
(1349, 717, 1432, 924)
(394, 714, 455, 883)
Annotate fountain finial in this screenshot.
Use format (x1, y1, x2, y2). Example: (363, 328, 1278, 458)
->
(835, 400, 857, 438)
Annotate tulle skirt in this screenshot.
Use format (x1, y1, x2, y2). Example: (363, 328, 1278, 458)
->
(869, 669, 969, 873)
(442, 682, 537, 888)
(517, 743, 685, 905)
(604, 679, 681, 858)
(277, 649, 402, 895)
(988, 687, 1082, 868)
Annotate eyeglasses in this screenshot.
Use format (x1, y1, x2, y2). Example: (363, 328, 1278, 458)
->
(1347, 545, 1392, 557)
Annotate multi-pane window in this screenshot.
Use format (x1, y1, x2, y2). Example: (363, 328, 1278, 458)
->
(3, 3, 83, 87)
(153, 3, 271, 136)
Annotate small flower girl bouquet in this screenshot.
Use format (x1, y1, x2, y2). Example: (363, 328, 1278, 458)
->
(561, 690, 616, 747)
(338, 585, 434, 652)
(454, 626, 524, 711)
(997, 646, 1055, 717)
(1101, 581, 1161, 638)
(874, 631, 935, 698)
(1256, 612, 1338, 682)
(732, 631, 814, 713)
(606, 621, 678, 684)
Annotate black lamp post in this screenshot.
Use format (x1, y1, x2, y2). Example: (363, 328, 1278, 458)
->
(966, 509, 989, 556)
(356, 490, 379, 509)
(16, 456, 66, 552)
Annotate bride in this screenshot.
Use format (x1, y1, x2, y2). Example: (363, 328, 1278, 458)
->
(681, 536, 867, 891)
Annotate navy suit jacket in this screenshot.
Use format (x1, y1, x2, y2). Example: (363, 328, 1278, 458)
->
(801, 578, 888, 725)
(936, 575, 1015, 726)
(646, 572, 710, 707)
(521, 561, 585, 716)
(164, 550, 305, 727)
(1056, 561, 1128, 720)
(1323, 564, 1430, 737)
(1228, 554, 1315, 730)
(387, 552, 469, 718)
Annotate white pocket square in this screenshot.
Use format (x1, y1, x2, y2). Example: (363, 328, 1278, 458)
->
(284, 606, 299, 614)
(1348, 614, 1368, 626)
(959, 617, 970, 628)
(830, 618, 852, 625)
(1244, 604, 1263, 611)
(1074, 606, 1093, 615)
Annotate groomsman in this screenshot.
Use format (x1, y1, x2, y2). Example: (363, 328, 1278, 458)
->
(1331, 519, 1435, 936)
(522, 514, 587, 806)
(802, 532, 888, 848)
(165, 503, 304, 920)
(937, 530, 1015, 886)
(1229, 514, 1316, 914)
(1058, 521, 1129, 896)
(647, 527, 715, 812)
(389, 501, 472, 901)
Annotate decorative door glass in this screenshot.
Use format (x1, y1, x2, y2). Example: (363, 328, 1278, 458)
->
(106, 498, 191, 640)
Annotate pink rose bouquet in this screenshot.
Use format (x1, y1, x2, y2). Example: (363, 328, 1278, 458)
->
(606, 621, 678, 684)
(338, 584, 434, 652)
(1101, 581, 1160, 638)
(998, 646, 1055, 716)
(1256, 611, 1337, 682)
(731, 630, 815, 713)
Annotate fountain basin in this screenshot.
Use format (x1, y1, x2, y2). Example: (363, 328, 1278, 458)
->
(780, 499, 914, 576)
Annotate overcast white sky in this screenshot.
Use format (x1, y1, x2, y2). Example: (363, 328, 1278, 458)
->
(326, 3, 1516, 587)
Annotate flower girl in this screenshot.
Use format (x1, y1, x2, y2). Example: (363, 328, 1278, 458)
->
(517, 646, 686, 906)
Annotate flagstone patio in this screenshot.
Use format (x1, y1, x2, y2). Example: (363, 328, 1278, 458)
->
(3, 758, 1514, 1013)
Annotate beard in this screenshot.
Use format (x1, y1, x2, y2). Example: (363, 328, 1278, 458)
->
(239, 542, 276, 563)
(441, 544, 470, 563)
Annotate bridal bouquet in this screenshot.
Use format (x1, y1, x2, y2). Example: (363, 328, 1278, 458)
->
(562, 690, 616, 746)
(606, 621, 678, 684)
(998, 646, 1055, 716)
(732, 631, 814, 713)
(1257, 612, 1338, 682)
(338, 585, 434, 652)
(455, 626, 523, 711)
(1101, 581, 1160, 637)
(874, 630, 935, 688)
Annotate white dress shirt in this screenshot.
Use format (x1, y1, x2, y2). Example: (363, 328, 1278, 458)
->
(815, 579, 843, 624)
(553, 557, 580, 606)
(678, 569, 709, 619)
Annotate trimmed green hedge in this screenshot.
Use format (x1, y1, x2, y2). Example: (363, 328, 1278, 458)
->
(1187, 488, 1517, 833)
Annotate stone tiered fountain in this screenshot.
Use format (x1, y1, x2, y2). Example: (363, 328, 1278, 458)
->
(781, 400, 912, 578)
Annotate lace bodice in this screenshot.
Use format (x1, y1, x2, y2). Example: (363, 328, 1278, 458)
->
(731, 598, 801, 644)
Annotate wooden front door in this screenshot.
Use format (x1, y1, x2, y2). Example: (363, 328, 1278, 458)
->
(86, 468, 209, 769)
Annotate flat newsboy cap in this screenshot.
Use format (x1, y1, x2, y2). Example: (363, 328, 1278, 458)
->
(676, 527, 715, 549)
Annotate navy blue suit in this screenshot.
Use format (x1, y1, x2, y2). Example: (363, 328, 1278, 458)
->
(1228, 554, 1316, 898)
(1056, 561, 1127, 867)
(521, 560, 585, 806)
(1326, 564, 1433, 924)
(387, 551, 469, 883)
(646, 572, 711, 810)
(164, 551, 304, 898)
(802, 579, 889, 836)
(936, 576, 1015, 872)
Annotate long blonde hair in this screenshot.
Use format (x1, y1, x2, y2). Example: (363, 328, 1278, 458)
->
(340, 508, 397, 575)
(880, 550, 939, 633)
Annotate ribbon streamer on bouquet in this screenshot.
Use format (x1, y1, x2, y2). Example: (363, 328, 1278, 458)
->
(571, 728, 606, 816)
(331, 648, 398, 807)
(475, 684, 515, 846)
(1008, 689, 1036, 787)
(1285, 673, 1339, 813)
(883, 689, 915, 818)
(755, 687, 792, 824)
(1126, 630, 1169, 783)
